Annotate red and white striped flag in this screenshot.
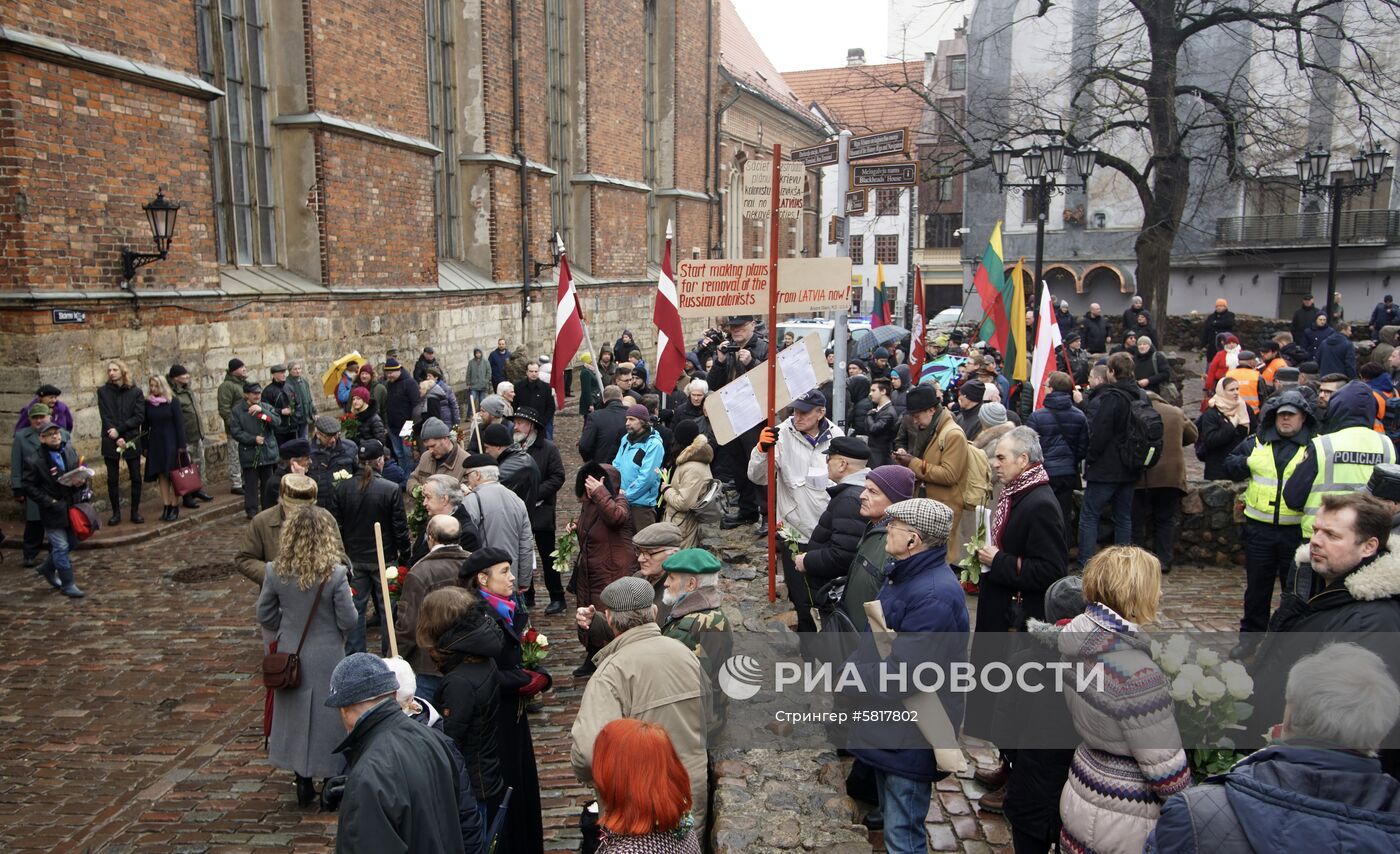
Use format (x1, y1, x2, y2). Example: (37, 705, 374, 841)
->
(652, 219, 687, 396)
(1029, 280, 1063, 410)
(550, 233, 584, 408)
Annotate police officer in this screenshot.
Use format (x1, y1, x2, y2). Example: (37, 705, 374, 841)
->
(1225, 391, 1317, 660)
(704, 315, 769, 530)
(1283, 380, 1396, 541)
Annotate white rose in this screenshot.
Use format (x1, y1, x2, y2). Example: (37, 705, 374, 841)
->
(1168, 674, 1195, 704)
(1177, 663, 1206, 685)
(1225, 673, 1254, 700)
(536, 633, 549, 648)
(1219, 660, 1249, 683)
(1150, 640, 1163, 659)
(1165, 634, 1192, 656)
(1159, 648, 1186, 675)
(385, 566, 399, 580)
(1194, 676, 1227, 704)
(1195, 648, 1221, 668)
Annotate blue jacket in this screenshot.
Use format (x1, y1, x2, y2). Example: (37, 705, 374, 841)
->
(1371, 301, 1399, 335)
(1026, 391, 1087, 478)
(1301, 322, 1335, 360)
(612, 427, 665, 508)
(1317, 331, 1357, 378)
(849, 545, 969, 783)
(488, 349, 510, 386)
(1146, 743, 1400, 854)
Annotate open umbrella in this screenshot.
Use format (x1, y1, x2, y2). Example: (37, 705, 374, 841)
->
(852, 325, 910, 359)
(321, 351, 365, 397)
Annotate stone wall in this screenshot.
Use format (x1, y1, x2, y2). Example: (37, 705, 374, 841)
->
(1179, 479, 1247, 567)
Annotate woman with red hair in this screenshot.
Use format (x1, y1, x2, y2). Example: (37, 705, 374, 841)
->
(593, 718, 700, 853)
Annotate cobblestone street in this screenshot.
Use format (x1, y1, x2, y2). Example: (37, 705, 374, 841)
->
(0, 409, 1257, 853)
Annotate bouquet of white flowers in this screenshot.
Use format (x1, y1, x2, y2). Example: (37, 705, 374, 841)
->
(1151, 633, 1254, 779)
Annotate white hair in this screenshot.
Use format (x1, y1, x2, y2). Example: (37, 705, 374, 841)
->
(1137, 336, 1153, 348)
(1000, 426, 1044, 464)
(383, 657, 417, 706)
(496, 381, 514, 395)
(467, 465, 500, 483)
(425, 474, 465, 507)
(695, 573, 719, 589)
(1285, 643, 1400, 751)
(687, 379, 709, 395)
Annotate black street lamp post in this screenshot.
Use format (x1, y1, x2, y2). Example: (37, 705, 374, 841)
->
(121, 188, 181, 283)
(989, 140, 1098, 293)
(1296, 144, 1390, 312)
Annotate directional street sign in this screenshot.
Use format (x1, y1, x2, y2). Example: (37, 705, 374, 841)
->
(791, 140, 839, 168)
(831, 215, 848, 243)
(848, 128, 908, 161)
(851, 161, 919, 188)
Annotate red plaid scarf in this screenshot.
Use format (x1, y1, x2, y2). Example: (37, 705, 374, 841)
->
(992, 461, 1049, 547)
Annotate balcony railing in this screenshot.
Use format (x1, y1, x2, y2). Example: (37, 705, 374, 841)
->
(1215, 209, 1400, 248)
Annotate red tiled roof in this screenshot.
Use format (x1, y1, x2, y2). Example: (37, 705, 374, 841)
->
(719, 0, 809, 118)
(785, 61, 928, 139)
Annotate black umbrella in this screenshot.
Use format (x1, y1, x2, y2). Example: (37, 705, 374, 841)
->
(852, 325, 910, 359)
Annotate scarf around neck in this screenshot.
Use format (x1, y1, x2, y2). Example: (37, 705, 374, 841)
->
(147, 395, 168, 405)
(480, 589, 516, 622)
(1213, 378, 1251, 428)
(992, 462, 1050, 547)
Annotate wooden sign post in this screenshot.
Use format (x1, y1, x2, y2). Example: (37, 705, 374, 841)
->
(374, 522, 399, 658)
(765, 145, 782, 603)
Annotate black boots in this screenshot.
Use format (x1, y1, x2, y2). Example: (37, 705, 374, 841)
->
(295, 774, 315, 807)
(182, 495, 200, 509)
(160, 506, 181, 522)
(194, 489, 214, 502)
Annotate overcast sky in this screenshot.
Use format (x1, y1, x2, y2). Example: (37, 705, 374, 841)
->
(731, 0, 891, 72)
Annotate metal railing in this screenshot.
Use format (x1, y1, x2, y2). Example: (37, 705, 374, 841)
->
(1215, 209, 1400, 248)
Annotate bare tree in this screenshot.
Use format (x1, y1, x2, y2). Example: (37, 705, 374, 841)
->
(830, 0, 1400, 331)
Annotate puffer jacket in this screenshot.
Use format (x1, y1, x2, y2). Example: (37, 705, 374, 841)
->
(660, 434, 715, 550)
(801, 471, 869, 584)
(747, 416, 843, 542)
(1026, 391, 1086, 478)
(1056, 603, 1190, 854)
(436, 602, 507, 803)
(1145, 742, 1400, 854)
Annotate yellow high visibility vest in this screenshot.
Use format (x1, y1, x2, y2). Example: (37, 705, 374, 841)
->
(1300, 426, 1396, 537)
(1241, 438, 1306, 525)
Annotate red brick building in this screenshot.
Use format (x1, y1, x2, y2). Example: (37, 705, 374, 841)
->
(0, 0, 718, 496)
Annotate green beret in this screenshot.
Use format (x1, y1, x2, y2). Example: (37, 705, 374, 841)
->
(662, 548, 722, 575)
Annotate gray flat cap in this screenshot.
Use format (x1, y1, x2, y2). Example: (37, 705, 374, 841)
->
(633, 522, 684, 549)
(314, 414, 341, 435)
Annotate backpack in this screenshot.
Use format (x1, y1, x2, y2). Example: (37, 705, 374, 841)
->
(689, 478, 724, 524)
(1377, 391, 1400, 443)
(962, 437, 993, 508)
(1119, 390, 1166, 471)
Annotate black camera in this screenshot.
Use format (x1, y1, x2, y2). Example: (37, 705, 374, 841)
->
(720, 340, 741, 354)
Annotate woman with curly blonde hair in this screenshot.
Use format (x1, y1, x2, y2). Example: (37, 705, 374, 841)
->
(97, 358, 145, 525)
(255, 506, 358, 805)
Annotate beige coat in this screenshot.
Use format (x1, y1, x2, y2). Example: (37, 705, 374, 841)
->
(1138, 392, 1199, 492)
(570, 623, 710, 829)
(907, 408, 969, 563)
(408, 441, 470, 492)
(236, 503, 343, 585)
(661, 434, 714, 550)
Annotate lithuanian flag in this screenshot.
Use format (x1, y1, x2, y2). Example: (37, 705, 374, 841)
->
(974, 222, 1007, 352)
(1008, 257, 1028, 382)
(872, 264, 892, 327)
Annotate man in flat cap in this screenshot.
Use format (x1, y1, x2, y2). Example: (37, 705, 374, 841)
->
(571, 575, 711, 831)
(264, 364, 296, 447)
(229, 381, 282, 518)
(575, 521, 681, 672)
(308, 413, 359, 511)
(660, 549, 733, 688)
(797, 436, 872, 627)
(749, 388, 844, 632)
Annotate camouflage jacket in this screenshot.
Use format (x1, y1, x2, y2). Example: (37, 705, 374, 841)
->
(660, 586, 732, 682)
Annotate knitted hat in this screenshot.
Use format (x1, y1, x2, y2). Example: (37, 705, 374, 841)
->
(228, 358, 245, 372)
(279, 474, 318, 506)
(884, 499, 954, 545)
(324, 653, 401, 708)
(633, 522, 684, 549)
(350, 386, 372, 404)
(979, 402, 1008, 426)
(27, 403, 52, 418)
(482, 422, 513, 447)
(384, 357, 403, 370)
(672, 419, 700, 449)
(314, 414, 342, 435)
(866, 465, 915, 504)
(1044, 575, 1086, 623)
(479, 395, 510, 418)
(625, 404, 649, 421)
(420, 417, 451, 440)
(662, 549, 722, 575)
(959, 379, 986, 402)
(167, 364, 188, 379)
(600, 576, 657, 611)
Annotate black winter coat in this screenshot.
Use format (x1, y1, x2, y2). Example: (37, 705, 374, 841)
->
(705, 334, 769, 389)
(1026, 391, 1087, 479)
(332, 472, 411, 567)
(524, 437, 566, 532)
(262, 381, 294, 436)
(143, 398, 188, 480)
(1292, 304, 1322, 341)
(436, 603, 506, 802)
(332, 699, 467, 854)
(1080, 313, 1109, 353)
(1195, 406, 1254, 480)
(863, 402, 899, 467)
(484, 597, 545, 853)
(1083, 382, 1147, 483)
(579, 400, 627, 465)
(802, 477, 868, 584)
(308, 437, 359, 510)
(383, 374, 421, 431)
(979, 481, 1066, 633)
(348, 400, 388, 444)
(409, 503, 483, 566)
(1200, 310, 1236, 357)
(496, 445, 540, 511)
(97, 382, 145, 460)
(1133, 347, 1172, 392)
(515, 378, 556, 426)
(21, 441, 81, 529)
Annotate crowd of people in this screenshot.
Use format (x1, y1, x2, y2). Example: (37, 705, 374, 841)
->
(12, 301, 1400, 853)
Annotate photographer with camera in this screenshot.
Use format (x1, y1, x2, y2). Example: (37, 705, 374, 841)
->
(702, 315, 770, 531)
